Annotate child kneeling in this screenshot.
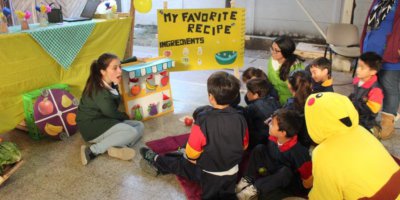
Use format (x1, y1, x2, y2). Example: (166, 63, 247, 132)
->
(140, 71, 249, 200)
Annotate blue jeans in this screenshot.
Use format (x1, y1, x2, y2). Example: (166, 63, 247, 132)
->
(379, 70, 400, 115)
(89, 120, 144, 154)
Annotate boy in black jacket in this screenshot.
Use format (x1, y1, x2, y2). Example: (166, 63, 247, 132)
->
(244, 78, 280, 150)
(140, 71, 249, 200)
(236, 109, 312, 200)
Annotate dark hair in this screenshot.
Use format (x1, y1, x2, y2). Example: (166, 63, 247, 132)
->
(359, 52, 382, 72)
(310, 57, 332, 77)
(272, 109, 302, 138)
(246, 78, 269, 98)
(274, 36, 299, 81)
(288, 70, 312, 112)
(242, 67, 268, 82)
(207, 71, 240, 105)
(82, 53, 119, 98)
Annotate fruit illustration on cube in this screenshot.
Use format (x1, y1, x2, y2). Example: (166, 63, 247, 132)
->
(66, 113, 76, 125)
(38, 98, 54, 115)
(162, 94, 172, 110)
(44, 123, 63, 136)
(131, 104, 143, 121)
(34, 89, 78, 140)
(148, 103, 158, 116)
(61, 95, 72, 108)
(129, 78, 141, 96)
(160, 71, 169, 87)
(131, 85, 140, 96)
(145, 75, 158, 91)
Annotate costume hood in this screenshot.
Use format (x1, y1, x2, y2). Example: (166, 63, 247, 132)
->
(305, 92, 359, 144)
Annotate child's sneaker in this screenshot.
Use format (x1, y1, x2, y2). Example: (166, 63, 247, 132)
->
(140, 147, 157, 163)
(139, 147, 159, 176)
(235, 176, 252, 193)
(81, 145, 96, 166)
(237, 184, 258, 200)
(107, 147, 136, 161)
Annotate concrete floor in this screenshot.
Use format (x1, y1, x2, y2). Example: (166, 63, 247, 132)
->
(0, 47, 399, 200)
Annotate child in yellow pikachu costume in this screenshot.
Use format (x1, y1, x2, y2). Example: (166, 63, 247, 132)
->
(305, 92, 400, 200)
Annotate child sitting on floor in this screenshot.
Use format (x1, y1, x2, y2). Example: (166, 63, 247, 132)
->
(349, 52, 384, 138)
(309, 57, 334, 93)
(236, 109, 312, 200)
(284, 70, 313, 148)
(242, 67, 279, 102)
(244, 78, 280, 150)
(140, 71, 249, 200)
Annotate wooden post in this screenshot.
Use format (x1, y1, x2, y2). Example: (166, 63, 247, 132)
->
(163, 1, 168, 9)
(341, 0, 355, 24)
(124, 0, 136, 59)
(230, 0, 240, 79)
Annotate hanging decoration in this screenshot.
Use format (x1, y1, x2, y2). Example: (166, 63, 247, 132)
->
(134, 0, 152, 14)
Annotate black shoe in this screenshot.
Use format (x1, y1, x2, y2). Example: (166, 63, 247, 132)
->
(81, 145, 96, 166)
(139, 147, 159, 176)
(139, 147, 157, 163)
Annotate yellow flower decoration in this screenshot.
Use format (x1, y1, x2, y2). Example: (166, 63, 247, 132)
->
(0, 13, 3, 19)
(16, 10, 25, 20)
(111, 5, 117, 13)
(40, 5, 46, 13)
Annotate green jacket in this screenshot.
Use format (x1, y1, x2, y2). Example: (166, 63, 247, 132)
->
(267, 58, 304, 105)
(76, 88, 129, 141)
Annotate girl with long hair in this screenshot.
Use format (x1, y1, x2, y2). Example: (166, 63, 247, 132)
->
(77, 53, 144, 165)
(285, 70, 313, 147)
(267, 36, 304, 105)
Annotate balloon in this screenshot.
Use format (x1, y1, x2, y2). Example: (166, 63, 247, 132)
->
(134, 0, 152, 14)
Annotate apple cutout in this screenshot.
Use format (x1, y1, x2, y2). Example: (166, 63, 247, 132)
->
(38, 98, 54, 115)
(184, 117, 193, 126)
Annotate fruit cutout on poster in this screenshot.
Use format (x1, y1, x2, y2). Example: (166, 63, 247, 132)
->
(162, 93, 172, 110)
(129, 77, 141, 96)
(148, 103, 159, 116)
(145, 74, 158, 92)
(163, 50, 172, 57)
(160, 71, 169, 87)
(33, 89, 79, 140)
(131, 104, 143, 121)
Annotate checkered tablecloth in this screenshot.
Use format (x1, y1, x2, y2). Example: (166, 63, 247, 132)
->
(26, 21, 95, 69)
